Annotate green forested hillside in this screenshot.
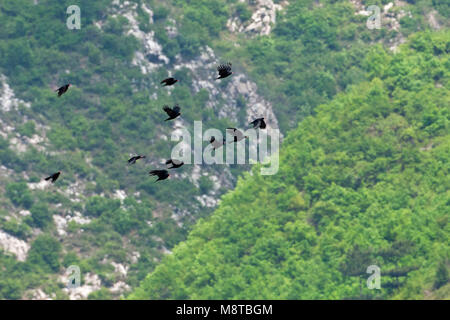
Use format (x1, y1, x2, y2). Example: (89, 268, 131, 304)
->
(130, 31, 449, 299)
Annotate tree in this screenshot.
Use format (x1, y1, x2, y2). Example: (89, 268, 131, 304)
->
(0, 278, 23, 300)
(28, 235, 62, 273)
(88, 288, 113, 300)
(30, 202, 52, 228)
(5, 182, 33, 209)
(433, 261, 449, 290)
(339, 245, 375, 298)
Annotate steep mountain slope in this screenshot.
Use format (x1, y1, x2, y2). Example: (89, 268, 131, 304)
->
(0, 0, 447, 300)
(130, 31, 449, 299)
(0, 0, 276, 299)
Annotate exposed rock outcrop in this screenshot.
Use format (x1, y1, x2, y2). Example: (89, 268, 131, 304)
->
(0, 75, 51, 154)
(60, 272, 102, 300)
(227, 0, 289, 36)
(0, 230, 30, 261)
(0, 74, 31, 112)
(105, 1, 169, 74)
(426, 10, 442, 30)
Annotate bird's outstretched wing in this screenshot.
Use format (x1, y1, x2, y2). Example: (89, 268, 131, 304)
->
(161, 77, 177, 86)
(250, 117, 266, 129)
(259, 119, 266, 129)
(166, 159, 183, 168)
(172, 159, 183, 166)
(173, 104, 180, 114)
(149, 170, 169, 181)
(218, 62, 232, 73)
(149, 170, 162, 177)
(174, 159, 182, 165)
(228, 128, 243, 138)
(45, 172, 60, 183)
(163, 105, 176, 117)
(217, 63, 232, 77)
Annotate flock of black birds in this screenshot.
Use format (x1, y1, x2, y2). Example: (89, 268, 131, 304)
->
(46, 62, 267, 184)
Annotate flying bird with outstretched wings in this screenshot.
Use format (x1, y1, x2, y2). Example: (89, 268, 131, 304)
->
(166, 159, 184, 169)
(216, 62, 233, 80)
(250, 117, 266, 129)
(161, 77, 178, 86)
(149, 169, 170, 182)
(128, 155, 146, 165)
(210, 136, 226, 150)
(163, 104, 181, 121)
(227, 128, 248, 143)
(45, 171, 61, 183)
(56, 84, 71, 97)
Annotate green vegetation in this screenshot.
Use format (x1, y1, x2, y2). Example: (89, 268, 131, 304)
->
(130, 31, 449, 299)
(28, 235, 62, 273)
(6, 182, 33, 209)
(0, 0, 447, 299)
(88, 288, 113, 300)
(28, 202, 52, 229)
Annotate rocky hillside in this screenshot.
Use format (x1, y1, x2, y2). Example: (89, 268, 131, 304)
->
(0, 0, 284, 300)
(0, 0, 447, 299)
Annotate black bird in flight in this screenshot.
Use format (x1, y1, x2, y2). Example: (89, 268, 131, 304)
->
(161, 77, 178, 86)
(163, 104, 181, 121)
(210, 136, 226, 150)
(250, 117, 266, 129)
(216, 62, 233, 80)
(166, 159, 184, 169)
(56, 84, 71, 97)
(227, 128, 248, 143)
(128, 155, 146, 165)
(45, 171, 61, 183)
(149, 169, 170, 182)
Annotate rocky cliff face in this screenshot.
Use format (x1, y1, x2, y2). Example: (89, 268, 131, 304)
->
(0, 75, 51, 154)
(227, 0, 289, 36)
(99, 0, 283, 214)
(0, 230, 30, 262)
(105, 1, 280, 130)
